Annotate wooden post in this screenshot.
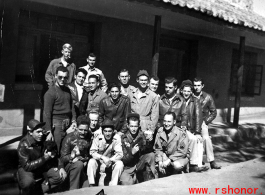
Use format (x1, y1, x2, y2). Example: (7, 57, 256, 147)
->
(152, 15, 161, 77)
(233, 36, 245, 128)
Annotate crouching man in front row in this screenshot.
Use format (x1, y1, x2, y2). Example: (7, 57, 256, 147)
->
(120, 113, 157, 185)
(17, 119, 67, 195)
(87, 119, 124, 186)
(154, 112, 189, 177)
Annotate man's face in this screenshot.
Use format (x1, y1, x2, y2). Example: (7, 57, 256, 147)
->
(182, 86, 192, 100)
(118, 72, 130, 85)
(110, 87, 121, 101)
(89, 113, 99, 131)
(193, 81, 204, 94)
(127, 120, 139, 136)
(165, 82, 176, 96)
(62, 48, 71, 61)
(30, 128, 43, 142)
(75, 72, 86, 86)
(149, 78, 159, 93)
(87, 56, 96, 68)
(77, 124, 89, 139)
(88, 78, 99, 91)
(103, 127, 114, 141)
(55, 71, 68, 86)
(163, 114, 176, 131)
(137, 75, 149, 89)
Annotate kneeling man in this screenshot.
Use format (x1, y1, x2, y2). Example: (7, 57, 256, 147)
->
(17, 119, 66, 194)
(154, 112, 189, 176)
(120, 113, 157, 185)
(87, 120, 124, 186)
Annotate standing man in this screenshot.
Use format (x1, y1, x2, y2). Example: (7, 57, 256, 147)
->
(67, 68, 88, 117)
(180, 80, 209, 172)
(193, 77, 221, 169)
(154, 112, 189, 176)
(99, 82, 131, 135)
(128, 70, 159, 141)
(158, 77, 187, 128)
(45, 43, 76, 87)
(80, 53, 108, 92)
(120, 113, 156, 185)
(43, 66, 76, 152)
(79, 75, 108, 115)
(87, 120, 124, 186)
(118, 69, 135, 96)
(61, 116, 92, 190)
(149, 75, 160, 95)
(17, 119, 66, 194)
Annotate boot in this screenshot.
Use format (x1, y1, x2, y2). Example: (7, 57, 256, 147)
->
(143, 166, 155, 182)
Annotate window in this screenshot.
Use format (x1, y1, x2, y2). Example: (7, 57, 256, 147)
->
(15, 10, 95, 84)
(230, 49, 263, 96)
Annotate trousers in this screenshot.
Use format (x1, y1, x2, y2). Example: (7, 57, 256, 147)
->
(18, 167, 63, 194)
(65, 161, 85, 190)
(87, 158, 124, 186)
(120, 152, 157, 185)
(52, 118, 69, 152)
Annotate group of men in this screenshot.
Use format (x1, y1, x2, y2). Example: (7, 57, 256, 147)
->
(17, 43, 221, 194)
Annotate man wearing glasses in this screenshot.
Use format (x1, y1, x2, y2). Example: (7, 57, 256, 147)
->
(43, 66, 77, 152)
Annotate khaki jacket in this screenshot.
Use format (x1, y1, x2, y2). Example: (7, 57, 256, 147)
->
(154, 126, 189, 163)
(90, 134, 123, 162)
(128, 88, 159, 132)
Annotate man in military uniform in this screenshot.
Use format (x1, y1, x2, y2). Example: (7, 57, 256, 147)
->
(154, 112, 189, 176)
(60, 115, 92, 190)
(87, 120, 124, 186)
(120, 113, 156, 185)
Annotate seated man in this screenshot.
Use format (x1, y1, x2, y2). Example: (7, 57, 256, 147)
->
(17, 119, 66, 195)
(120, 113, 157, 185)
(154, 112, 189, 176)
(87, 119, 124, 186)
(60, 115, 92, 190)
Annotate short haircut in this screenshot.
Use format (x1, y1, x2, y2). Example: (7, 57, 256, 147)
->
(181, 85, 193, 91)
(108, 82, 121, 91)
(88, 74, 99, 82)
(165, 77, 177, 87)
(77, 115, 90, 127)
(193, 77, 204, 85)
(88, 53, 96, 58)
(62, 43, 73, 51)
(76, 68, 88, 77)
(127, 116, 140, 125)
(119, 69, 129, 75)
(150, 75, 160, 82)
(56, 66, 69, 75)
(88, 110, 99, 117)
(164, 111, 176, 121)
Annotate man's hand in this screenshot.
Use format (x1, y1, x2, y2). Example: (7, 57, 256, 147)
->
(132, 144, 139, 155)
(180, 126, 187, 132)
(71, 122, 77, 129)
(158, 161, 166, 174)
(195, 134, 203, 143)
(45, 131, 54, 141)
(101, 156, 112, 168)
(162, 159, 171, 168)
(144, 130, 153, 141)
(59, 168, 67, 180)
(117, 131, 124, 137)
(44, 149, 53, 160)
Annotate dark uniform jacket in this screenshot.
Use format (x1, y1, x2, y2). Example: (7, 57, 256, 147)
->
(159, 94, 187, 127)
(154, 126, 189, 163)
(121, 130, 153, 168)
(60, 131, 92, 166)
(194, 91, 217, 125)
(99, 95, 131, 133)
(17, 134, 63, 173)
(185, 96, 203, 134)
